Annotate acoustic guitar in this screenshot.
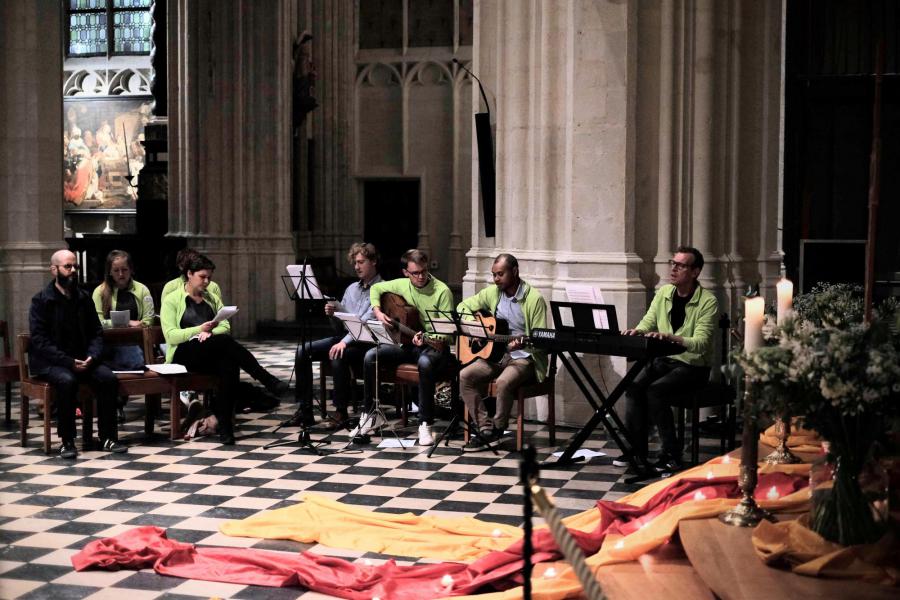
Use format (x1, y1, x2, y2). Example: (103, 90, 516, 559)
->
(458, 313, 526, 366)
(379, 292, 446, 351)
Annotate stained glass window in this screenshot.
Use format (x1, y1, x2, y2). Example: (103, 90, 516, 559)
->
(67, 0, 151, 57)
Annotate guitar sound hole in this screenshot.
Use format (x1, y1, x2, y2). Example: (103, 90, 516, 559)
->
(471, 339, 486, 352)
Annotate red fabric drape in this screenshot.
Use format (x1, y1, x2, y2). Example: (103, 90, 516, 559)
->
(72, 472, 807, 598)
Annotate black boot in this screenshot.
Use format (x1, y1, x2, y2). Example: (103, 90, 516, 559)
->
(260, 372, 289, 397)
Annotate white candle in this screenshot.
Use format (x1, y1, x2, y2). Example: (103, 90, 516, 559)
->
(693, 490, 707, 501)
(766, 486, 779, 500)
(744, 297, 765, 353)
(776, 277, 793, 325)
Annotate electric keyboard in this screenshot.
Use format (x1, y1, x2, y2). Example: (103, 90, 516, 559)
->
(530, 328, 684, 360)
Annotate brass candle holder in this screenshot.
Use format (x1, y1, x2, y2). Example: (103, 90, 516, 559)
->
(719, 379, 774, 527)
(764, 415, 801, 465)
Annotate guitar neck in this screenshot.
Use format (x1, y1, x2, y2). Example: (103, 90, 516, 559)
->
(394, 321, 445, 347)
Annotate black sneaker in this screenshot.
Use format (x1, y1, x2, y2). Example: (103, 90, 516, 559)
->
(101, 439, 128, 454)
(219, 431, 236, 445)
(463, 430, 497, 452)
(58, 439, 77, 459)
(652, 453, 684, 474)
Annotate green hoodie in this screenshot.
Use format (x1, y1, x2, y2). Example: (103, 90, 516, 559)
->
(456, 280, 549, 382)
(91, 279, 155, 328)
(634, 283, 718, 367)
(160, 287, 230, 363)
(370, 276, 454, 344)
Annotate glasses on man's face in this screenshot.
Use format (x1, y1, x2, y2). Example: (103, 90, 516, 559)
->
(668, 259, 693, 271)
(406, 268, 428, 278)
(55, 263, 79, 271)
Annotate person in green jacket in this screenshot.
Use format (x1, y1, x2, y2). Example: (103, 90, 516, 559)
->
(161, 247, 223, 303)
(352, 249, 454, 446)
(92, 250, 154, 422)
(620, 246, 718, 474)
(160, 254, 287, 445)
(456, 254, 547, 451)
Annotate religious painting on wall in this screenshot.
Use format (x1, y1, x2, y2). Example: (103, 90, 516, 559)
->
(63, 96, 152, 210)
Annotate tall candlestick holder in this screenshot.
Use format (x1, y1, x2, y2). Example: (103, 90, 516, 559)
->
(764, 415, 801, 465)
(719, 378, 774, 527)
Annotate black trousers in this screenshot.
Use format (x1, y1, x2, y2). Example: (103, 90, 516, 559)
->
(39, 364, 118, 442)
(173, 336, 270, 434)
(624, 357, 709, 459)
(362, 343, 450, 425)
(294, 335, 371, 415)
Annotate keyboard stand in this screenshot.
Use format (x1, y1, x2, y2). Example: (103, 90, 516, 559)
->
(542, 351, 659, 483)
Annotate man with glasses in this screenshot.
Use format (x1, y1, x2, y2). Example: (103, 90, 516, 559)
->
(29, 249, 126, 459)
(354, 249, 453, 445)
(619, 246, 717, 473)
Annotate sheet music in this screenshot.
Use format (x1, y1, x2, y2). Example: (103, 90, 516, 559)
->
(334, 312, 376, 343)
(459, 320, 490, 339)
(565, 284, 605, 305)
(110, 310, 130, 328)
(214, 306, 239, 322)
(366, 319, 400, 345)
(557, 306, 575, 329)
(592, 308, 610, 330)
(426, 310, 458, 335)
(146, 363, 187, 374)
(285, 264, 324, 299)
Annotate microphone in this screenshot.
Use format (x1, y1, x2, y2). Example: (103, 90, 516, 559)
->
(452, 58, 491, 116)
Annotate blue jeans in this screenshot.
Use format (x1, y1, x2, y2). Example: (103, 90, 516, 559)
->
(363, 343, 450, 425)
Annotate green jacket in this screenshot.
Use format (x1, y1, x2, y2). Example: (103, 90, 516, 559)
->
(370, 276, 454, 344)
(456, 280, 549, 383)
(91, 279, 155, 328)
(161, 276, 222, 303)
(635, 283, 718, 367)
(160, 287, 230, 363)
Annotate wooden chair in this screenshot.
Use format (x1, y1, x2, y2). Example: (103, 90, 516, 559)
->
(464, 355, 558, 452)
(1, 321, 20, 424)
(381, 361, 459, 428)
(144, 326, 219, 440)
(670, 314, 737, 465)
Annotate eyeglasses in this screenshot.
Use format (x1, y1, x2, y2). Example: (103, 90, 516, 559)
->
(55, 263, 79, 271)
(668, 259, 693, 271)
(406, 268, 428, 278)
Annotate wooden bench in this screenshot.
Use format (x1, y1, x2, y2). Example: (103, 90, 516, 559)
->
(18, 327, 218, 453)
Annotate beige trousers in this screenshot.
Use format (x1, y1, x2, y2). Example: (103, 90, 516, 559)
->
(459, 354, 535, 431)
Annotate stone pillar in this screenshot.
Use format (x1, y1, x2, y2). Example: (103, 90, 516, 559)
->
(0, 1, 64, 336)
(169, 0, 295, 336)
(469, 0, 786, 426)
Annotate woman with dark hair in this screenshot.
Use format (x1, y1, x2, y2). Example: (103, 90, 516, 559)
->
(161, 247, 223, 303)
(160, 254, 287, 444)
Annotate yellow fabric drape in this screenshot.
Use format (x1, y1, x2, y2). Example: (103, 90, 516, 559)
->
(759, 419, 823, 453)
(223, 458, 813, 600)
(752, 517, 899, 585)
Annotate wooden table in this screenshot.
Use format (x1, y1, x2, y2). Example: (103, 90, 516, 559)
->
(680, 519, 896, 600)
(594, 543, 714, 600)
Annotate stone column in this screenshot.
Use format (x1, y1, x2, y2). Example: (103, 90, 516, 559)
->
(469, 0, 786, 425)
(169, 0, 295, 336)
(0, 1, 64, 336)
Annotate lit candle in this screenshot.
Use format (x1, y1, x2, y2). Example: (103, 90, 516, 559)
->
(766, 486, 779, 500)
(441, 574, 454, 588)
(693, 490, 707, 501)
(776, 277, 793, 325)
(491, 528, 503, 538)
(543, 567, 558, 579)
(744, 297, 765, 353)
(722, 454, 731, 464)
(614, 540, 625, 549)
(706, 471, 714, 480)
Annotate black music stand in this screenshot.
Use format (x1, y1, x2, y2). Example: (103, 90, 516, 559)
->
(541, 301, 659, 483)
(426, 309, 499, 458)
(265, 259, 328, 454)
(339, 318, 407, 449)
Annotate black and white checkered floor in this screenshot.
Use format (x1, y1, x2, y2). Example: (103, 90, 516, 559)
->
(0, 340, 727, 599)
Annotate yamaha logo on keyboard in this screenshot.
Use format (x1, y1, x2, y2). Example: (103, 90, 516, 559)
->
(532, 329, 555, 339)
